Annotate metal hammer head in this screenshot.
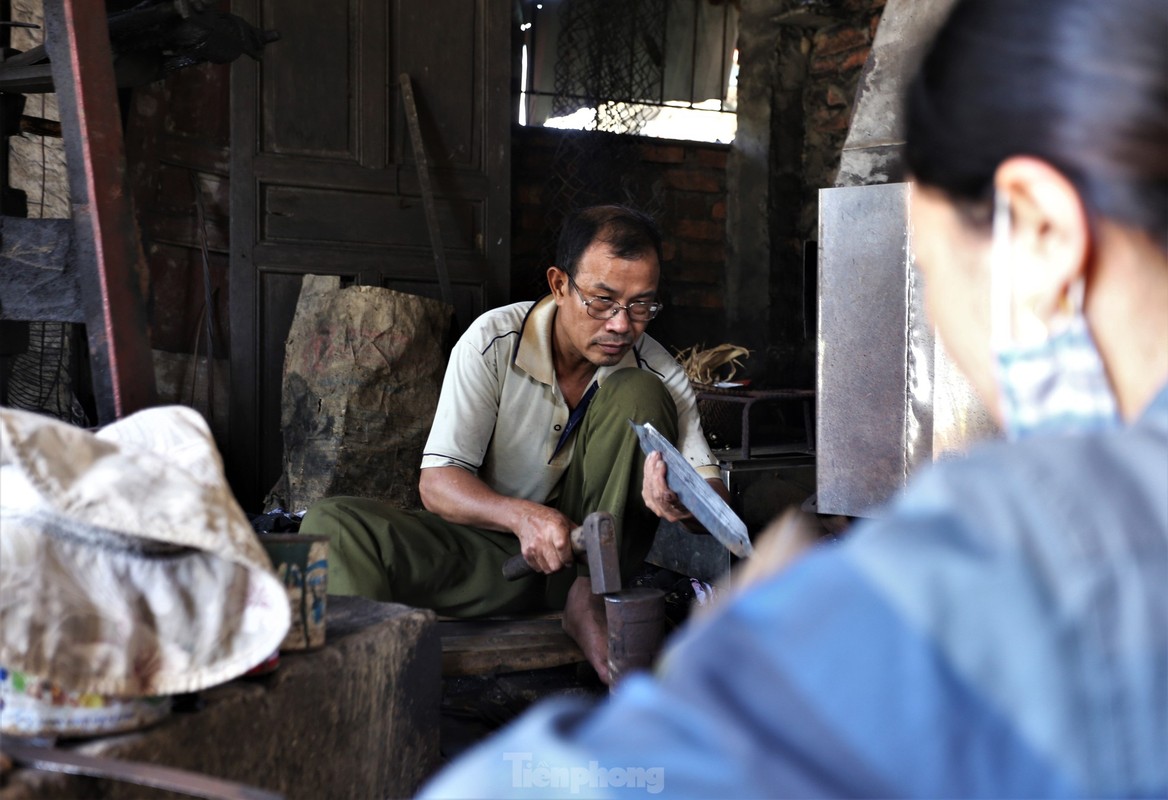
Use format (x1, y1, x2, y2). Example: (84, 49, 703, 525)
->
(571, 512, 622, 595)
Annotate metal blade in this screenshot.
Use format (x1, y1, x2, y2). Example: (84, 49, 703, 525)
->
(1, 736, 284, 800)
(631, 421, 753, 558)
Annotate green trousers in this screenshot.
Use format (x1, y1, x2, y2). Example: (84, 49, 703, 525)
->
(299, 368, 679, 618)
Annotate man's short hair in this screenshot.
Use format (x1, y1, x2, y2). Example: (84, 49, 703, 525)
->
(556, 205, 664, 277)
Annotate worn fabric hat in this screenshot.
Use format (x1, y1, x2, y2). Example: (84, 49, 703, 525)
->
(0, 405, 290, 697)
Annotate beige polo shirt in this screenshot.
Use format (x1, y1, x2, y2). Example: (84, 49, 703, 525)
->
(421, 295, 720, 504)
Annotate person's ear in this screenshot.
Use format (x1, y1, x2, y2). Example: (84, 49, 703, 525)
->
(547, 266, 569, 303)
(994, 157, 1092, 321)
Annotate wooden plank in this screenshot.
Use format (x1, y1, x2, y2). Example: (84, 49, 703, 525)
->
(227, 0, 262, 505)
(440, 619, 573, 640)
(438, 616, 585, 677)
(399, 73, 455, 315)
(441, 644, 585, 677)
(44, 0, 158, 421)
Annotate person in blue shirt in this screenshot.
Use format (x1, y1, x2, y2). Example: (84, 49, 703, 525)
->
(421, 0, 1168, 795)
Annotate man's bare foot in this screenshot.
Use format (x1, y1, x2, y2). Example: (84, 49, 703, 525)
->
(563, 575, 610, 685)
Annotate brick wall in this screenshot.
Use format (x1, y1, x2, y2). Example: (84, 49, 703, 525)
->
(802, 0, 887, 228)
(511, 125, 730, 355)
(510, 0, 883, 369)
(754, 0, 886, 385)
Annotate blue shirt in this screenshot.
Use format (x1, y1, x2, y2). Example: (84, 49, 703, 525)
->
(422, 384, 1168, 798)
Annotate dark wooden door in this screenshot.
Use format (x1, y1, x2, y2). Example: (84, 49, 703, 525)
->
(229, 0, 511, 510)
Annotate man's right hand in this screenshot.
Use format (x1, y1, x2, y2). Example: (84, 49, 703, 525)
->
(512, 505, 578, 574)
(419, 466, 578, 573)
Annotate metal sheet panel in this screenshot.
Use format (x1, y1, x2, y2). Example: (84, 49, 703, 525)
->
(817, 182, 997, 517)
(817, 183, 917, 516)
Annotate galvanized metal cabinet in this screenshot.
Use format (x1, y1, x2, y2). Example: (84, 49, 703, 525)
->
(816, 183, 997, 517)
(229, 0, 511, 508)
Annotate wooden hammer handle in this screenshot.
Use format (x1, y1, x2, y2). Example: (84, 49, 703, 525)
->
(501, 552, 537, 581)
(501, 526, 586, 581)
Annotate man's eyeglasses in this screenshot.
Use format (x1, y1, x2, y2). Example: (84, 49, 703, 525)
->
(567, 275, 663, 323)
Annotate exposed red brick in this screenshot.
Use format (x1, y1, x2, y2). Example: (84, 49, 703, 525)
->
(668, 192, 719, 220)
(675, 219, 723, 242)
(810, 45, 870, 76)
(710, 201, 726, 220)
(639, 143, 686, 163)
(825, 83, 850, 108)
(689, 147, 729, 169)
(670, 260, 722, 283)
(811, 106, 852, 133)
(661, 240, 678, 262)
(662, 169, 722, 193)
(669, 285, 724, 310)
(810, 51, 841, 76)
(841, 48, 870, 72)
(680, 241, 725, 262)
(814, 26, 868, 57)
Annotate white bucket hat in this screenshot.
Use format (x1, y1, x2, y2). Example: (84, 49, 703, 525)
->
(0, 405, 290, 698)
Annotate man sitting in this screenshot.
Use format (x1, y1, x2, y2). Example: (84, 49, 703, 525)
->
(301, 204, 727, 682)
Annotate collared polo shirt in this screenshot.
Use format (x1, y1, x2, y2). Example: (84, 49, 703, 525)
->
(421, 295, 720, 504)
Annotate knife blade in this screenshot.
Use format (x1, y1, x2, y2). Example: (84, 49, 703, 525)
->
(631, 420, 753, 558)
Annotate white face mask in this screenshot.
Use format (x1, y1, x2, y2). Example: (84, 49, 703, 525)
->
(990, 191, 1121, 440)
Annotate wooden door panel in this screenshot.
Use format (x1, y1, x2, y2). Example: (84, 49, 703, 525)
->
(260, 185, 482, 253)
(230, 0, 509, 509)
(250, 155, 493, 201)
(247, 243, 489, 275)
(258, 0, 358, 159)
(395, 0, 480, 169)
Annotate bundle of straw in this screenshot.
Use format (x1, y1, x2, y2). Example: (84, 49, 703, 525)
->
(674, 343, 751, 386)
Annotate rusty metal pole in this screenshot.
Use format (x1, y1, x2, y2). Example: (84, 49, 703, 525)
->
(42, 0, 157, 422)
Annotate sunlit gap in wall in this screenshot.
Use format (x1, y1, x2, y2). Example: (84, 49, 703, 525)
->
(519, 37, 530, 127)
(518, 47, 738, 145)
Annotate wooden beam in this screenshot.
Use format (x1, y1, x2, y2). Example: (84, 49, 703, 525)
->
(43, 0, 157, 422)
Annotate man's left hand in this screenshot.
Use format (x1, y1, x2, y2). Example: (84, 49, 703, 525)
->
(642, 451, 694, 523)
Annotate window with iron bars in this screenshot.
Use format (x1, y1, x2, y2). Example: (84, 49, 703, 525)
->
(517, 0, 739, 143)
